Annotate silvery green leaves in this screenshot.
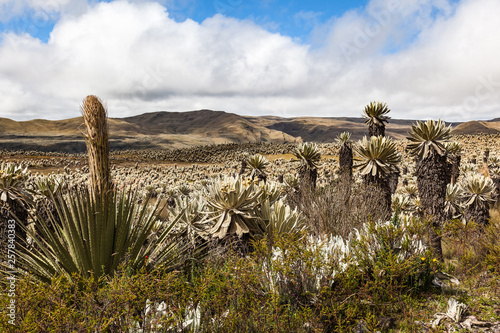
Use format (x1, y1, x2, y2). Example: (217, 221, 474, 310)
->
(294, 142, 321, 171)
(445, 183, 464, 219)
(445, 141, 462, 155)
(460, 173, 496, 206)
(243, 153, 269, 180)
(354, 136, 401, 177)
(335, 131, 351, 145)
(245, 154, 269, 172)
(362, 101, 391, 126)
(203, 177, 264, 239)
(0, 162, 32, 204)
(34, 175, 66, 197)
(255, 199, 306, 240)
(407, 119, 452, 160)
(391, 193, 416, 214)
(201, 176, 303, 240)
(167, 194, 206, 242)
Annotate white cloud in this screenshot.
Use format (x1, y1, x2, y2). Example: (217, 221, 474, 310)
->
(0, 0, 499, 122)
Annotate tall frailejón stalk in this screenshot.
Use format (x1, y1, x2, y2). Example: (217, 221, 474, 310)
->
(407, 119, 452, 261)
(354, 135, 401, 218)
(336, 131, 353, 182)
(362, 101, 390, 137)
(82, 95, 112, 198)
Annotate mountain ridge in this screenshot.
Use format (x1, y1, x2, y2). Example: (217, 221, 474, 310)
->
(0, 110, 498, 152)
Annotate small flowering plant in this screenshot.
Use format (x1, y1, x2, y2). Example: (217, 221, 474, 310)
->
(409, 253, 442, 290)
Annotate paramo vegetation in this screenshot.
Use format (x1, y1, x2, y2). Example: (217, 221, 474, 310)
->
(1, 97, 499, 332)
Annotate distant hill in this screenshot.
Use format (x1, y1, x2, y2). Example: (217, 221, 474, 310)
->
(121, 110, 297, 143)
(0, 109, 496, 152)
(451, 121, 500, 135)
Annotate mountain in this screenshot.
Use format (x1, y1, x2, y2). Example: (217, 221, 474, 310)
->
(451, 120, 500, 135)
(120, 110, 297, 143)
(0, 109, 495, 152)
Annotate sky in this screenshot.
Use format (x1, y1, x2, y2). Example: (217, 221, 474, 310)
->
(0, 0, 499, 122)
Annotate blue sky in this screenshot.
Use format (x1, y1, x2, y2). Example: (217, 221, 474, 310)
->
(0, 0, 498, 121)
(0, 0, 371, 43)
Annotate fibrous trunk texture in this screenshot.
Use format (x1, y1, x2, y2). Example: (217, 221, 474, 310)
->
(491, 175, 500, 201)
(339, 143, 353, 181)
(450, 155, 461, 184)
(464, 201, 490, 226)
(82, 95, 112, 198)
(415, 153, 451, 261)
(369, 123, 385, 137)
(388, 168, 400, 195)
(363, 174, 391, 220)
(300, 168, 318, 189)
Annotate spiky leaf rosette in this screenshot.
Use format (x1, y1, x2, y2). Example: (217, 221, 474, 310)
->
(35, 175, 66, 198)
(363, 101, 390, 136)
(254, 198, 306, 240)
(0, 163, 32, 254)
(461, 173, 496, 207)
(82, 95, 111, 198)
(294, 142, 321, 188)
(335, 131, 351, 145)
(445, 141, 462, 155)
(391, 193, 415, 213)
(488, 155, 500, 172)
(407, 119, 452, 160)
(13, 187, 185, 283)
(202, 177, 263, 239)
(283, 174, 299, 189)
(336, 132, 354, 179)
(244, 154, 269, 180)
(445, 183, 463, 219)
(460, 173, 495, 225)
(0, 162, 32, 204)
(404, 184, 419, 199)
(354, 136, 401, 178)
(363, 101, 391, 125)
(294, 142, 321, 171)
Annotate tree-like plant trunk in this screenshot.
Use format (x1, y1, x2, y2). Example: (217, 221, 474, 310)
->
(388, 168, 400, 195)
(491, 174, 500, 202)
(415, 153, 451, 261)
(82, 95, 112, 199)
(464, 201, 490, 226)
(257, 172, 267, 184)
(339, 143, 353, 181)
(484, 148, 490, 163)
(299, 168, 318, 189)
(369, 123, 385, 137)
(363, 174, 391, 220)
(450, 155, 461, 184)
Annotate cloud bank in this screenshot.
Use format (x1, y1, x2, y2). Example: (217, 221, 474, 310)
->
(0, 0, 499, 121)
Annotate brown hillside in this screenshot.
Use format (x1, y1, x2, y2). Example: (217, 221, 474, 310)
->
(246, 116, 416, 141)
(0, 117, 142, 136)
(121, 110, 297, 143)
(451, 121, 499, 135)
(0, 110, 495, 152)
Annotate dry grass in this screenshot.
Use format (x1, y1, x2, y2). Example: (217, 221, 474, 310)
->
(287, 177, 390, 237)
